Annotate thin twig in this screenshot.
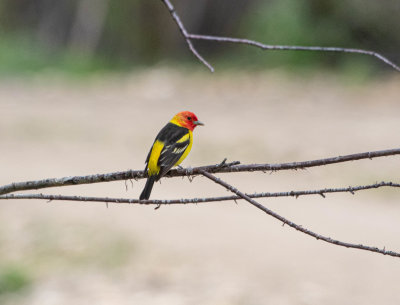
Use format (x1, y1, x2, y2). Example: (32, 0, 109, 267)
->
(160, 0, 400, 72)
(1, 181, 398, 205)
(160, 0, 214, 72)
(0, 148, 399, 195)
(187, 34, 400, 72)
(200, 170, 400, 258)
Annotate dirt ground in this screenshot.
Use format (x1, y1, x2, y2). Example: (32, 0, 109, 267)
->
(0, 69, 400, 305)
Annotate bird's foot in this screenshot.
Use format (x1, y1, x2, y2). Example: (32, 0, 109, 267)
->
(185, 166, 194, 182)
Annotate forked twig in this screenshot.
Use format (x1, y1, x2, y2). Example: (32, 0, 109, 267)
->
(160, 0, 214, 72)
(161, 0, 400, 72)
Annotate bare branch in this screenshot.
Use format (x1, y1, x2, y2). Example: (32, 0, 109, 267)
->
(207, 148, 400, 174)
(0, 160, 237, 195)
(200, 170, 400, 258)
(1, 181, 398, 205)
(160, 0, 400, 72)
(187, 34, 400, 72)
(160, 0, 214, 72)
(0, 148, 399, 195)
(0, 169, 144, 196)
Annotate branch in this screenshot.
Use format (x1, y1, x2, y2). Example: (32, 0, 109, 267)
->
(160, 0, 214, 72)
(200, 170, 400, 258)
(1, 181, 398, 205)
(187, 34, 400, 73)
(209, 148, 400, 174)
(161, 0, 400, 72)
(0, 148, 399, 195)
(0, 160, 238, 195)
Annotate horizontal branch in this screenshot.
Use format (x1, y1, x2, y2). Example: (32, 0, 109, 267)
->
(200, 170, 400, 258)
(188, 34, 400, 72)
(0, 161, 238, 195)
(0, 148, 399, 195)
(1, 181, 398, 205)
(212, 148, 400, 174)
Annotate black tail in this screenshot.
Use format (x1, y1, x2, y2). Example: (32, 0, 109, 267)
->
(140, 176, 156, 200)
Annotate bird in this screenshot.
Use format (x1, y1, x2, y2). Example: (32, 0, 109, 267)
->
(139, 111, 204, 200)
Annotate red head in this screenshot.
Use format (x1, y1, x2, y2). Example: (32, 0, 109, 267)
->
(171, 111, 204, 131)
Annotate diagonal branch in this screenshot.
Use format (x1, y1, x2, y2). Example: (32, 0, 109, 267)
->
(0, 148, 399, 195)
(200, 170, 400, 258)
(160, 0, 214, 72)
(1, 181, 399, 205)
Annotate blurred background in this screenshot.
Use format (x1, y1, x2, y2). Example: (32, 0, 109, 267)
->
(0, 0, 399, 75)
(1, 1, 400, 305)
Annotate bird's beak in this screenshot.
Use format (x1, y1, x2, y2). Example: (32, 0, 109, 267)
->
(194, 120, 204, 126)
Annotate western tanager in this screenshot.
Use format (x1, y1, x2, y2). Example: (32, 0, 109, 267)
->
(139, 111, 204, 200)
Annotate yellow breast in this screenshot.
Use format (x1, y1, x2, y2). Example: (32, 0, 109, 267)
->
(175, 130, 193, 166)
(147, 140, 163, 176)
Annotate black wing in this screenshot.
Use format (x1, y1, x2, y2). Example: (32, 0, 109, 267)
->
(144, 123, 190, 179)
(157, 138, 190, 178)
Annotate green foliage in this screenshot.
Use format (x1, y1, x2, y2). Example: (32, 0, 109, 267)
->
(0, 266, 31, 296)
(0, 0, 398, 75)
(234, 0, 355, 69)
(0, 34, 118, 77)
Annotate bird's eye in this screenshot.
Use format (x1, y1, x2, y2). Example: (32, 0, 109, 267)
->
(187, 117, 192, 121)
